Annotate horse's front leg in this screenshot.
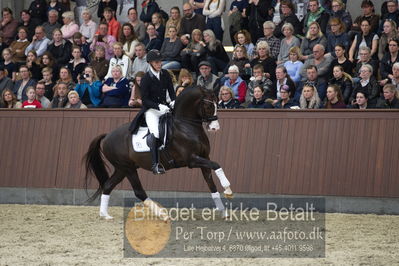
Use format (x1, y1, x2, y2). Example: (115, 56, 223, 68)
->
(189, 155, 234, 199)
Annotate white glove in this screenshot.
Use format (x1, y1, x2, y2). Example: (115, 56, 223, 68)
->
(158, 104, 170, 114)
(169, 100, 175, 109)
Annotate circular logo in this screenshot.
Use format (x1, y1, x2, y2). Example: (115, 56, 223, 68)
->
(125, 202, 171, 255)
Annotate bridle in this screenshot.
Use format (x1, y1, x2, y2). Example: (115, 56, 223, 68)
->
(201, 98, 218, 122)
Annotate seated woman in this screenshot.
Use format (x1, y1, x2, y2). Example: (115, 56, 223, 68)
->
(247, 85, 272, 109)
(299, 83, 322, 109)
(100, 65, 130, 108)
(177, 69, 194, 89)
(73, 66, 102, 107)
(329, 65, 353, 104)
(65, 90, 88, 109)
(348, 18, 378, 62)
(89, 46, 110, 81)
(218, 86, 241, 109)
(152, 12, 165, 42)
(57, 67, 76, 91)
(324, 84, 346, 109)
(223, 65, 247, 103)
(47, 29, 73, 71)
(2, 48, 17, 81)
(9, 27, 30, 64)
(42, 67, 55, 100)
(39, 52, 55, 70)
(119, 23, 139, 59)
(72, 32, 91, 62)
(22, 86, 42, 108)
(0, 89, 22, 108)
(67, 46, 87, 83)
(300, 21, 327, 61)
(180, 29, 206, 73)
(104, 42, 132, 80)
(249, 41, 276, 82)
(143, 23, 162, 51)
(277, 23, 301, 65)
(350, 64, 379, 106)
(353, 46, 378, 81)
(284, 46, 303, 85)
(234, 30, 254, 60)
(227, 45, 250, 80)
(50, 82, 70, 108)
(128, 71, 145, 108)
(376, 84, 399, 109)
(25, 50, 42, 81)
(274, 84, 297, 109)
(329, 44, 353, 77)
(349, 91, 371, 109)
(13, 65, 37, 102)
(202, 29, 230, 75)
(246, 64, 273, 103)
(61, 11, 80, 42)
(160, 26, 183, 70)
(326, 17, 349, 56)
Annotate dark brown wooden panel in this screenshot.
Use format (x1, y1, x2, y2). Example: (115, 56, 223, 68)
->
(1, 109, 399, 198)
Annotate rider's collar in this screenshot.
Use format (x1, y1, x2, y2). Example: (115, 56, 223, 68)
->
(149, 66, 160, 80)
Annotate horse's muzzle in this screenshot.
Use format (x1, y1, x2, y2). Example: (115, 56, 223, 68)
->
(208, 120, 220, 131)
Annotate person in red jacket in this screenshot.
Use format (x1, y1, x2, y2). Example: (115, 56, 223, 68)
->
(101, 7, 121, 41)
(22, 86, 42, 108)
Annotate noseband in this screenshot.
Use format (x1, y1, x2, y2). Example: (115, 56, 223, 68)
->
(201, 98, 218, 122)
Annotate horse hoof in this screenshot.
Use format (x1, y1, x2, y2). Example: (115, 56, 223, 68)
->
(221, 210, 229, 219)
(100, 212, 114, 220)
(224, 193, 234, 200)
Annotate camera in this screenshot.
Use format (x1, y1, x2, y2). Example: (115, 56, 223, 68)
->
(83, 74, 89, 78)
(97, 35, 104, 41)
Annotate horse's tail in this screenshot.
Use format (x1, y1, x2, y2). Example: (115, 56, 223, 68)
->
(84, 133, 109, 202)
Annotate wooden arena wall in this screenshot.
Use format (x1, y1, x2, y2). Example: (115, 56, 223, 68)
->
(0, 109, 398, 198)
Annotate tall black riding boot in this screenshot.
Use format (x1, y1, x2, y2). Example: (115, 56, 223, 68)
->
(148, 134, 165, 175)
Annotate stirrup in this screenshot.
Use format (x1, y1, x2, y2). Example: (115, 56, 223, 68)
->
(152, 163, 166, 174)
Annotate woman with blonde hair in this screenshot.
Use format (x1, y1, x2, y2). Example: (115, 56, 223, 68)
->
(79, 8, 97, 43)
(165, 7, 181, 38)
(248, 41, 276, 81)
(284, 46, 304, 85)
(73, 66, 102, 107)
(61, 11, 79, 42)
(65, 90, 87, 109)
(301, 22, 327, 60)
(151, 12, 165, 41)
(378, 19, 399, 60)
(177, 68, 194, 88)
(234, 30, 254, 59)
(218, 85, 240, 109)
(57, 67, 75, 91)
(180, 29, 206, 72)
(299, 83, 322, 109)
(376, 84, 399, 109)
(202, 29, 229, 75)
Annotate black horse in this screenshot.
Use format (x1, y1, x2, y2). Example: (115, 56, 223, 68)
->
(84, 86, 233, 220)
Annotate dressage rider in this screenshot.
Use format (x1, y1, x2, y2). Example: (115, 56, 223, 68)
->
(136, 49, 176, 174)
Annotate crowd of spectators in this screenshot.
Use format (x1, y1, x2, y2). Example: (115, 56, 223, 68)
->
(0, 0, 399, 110)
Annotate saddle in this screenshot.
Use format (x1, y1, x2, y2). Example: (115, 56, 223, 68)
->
(131, 112, 173, 152)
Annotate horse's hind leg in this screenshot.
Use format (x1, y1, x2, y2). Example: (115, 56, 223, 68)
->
(126, 168, 169, 221)
(99, 169, 126, 219)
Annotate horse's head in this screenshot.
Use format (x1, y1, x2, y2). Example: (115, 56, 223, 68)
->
(174, 86, 220, 131)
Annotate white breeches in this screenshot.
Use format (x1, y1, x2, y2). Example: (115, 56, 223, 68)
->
(145, 108, 163, 138)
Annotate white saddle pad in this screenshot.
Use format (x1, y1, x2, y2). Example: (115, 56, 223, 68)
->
(132, 127, 165, 152)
